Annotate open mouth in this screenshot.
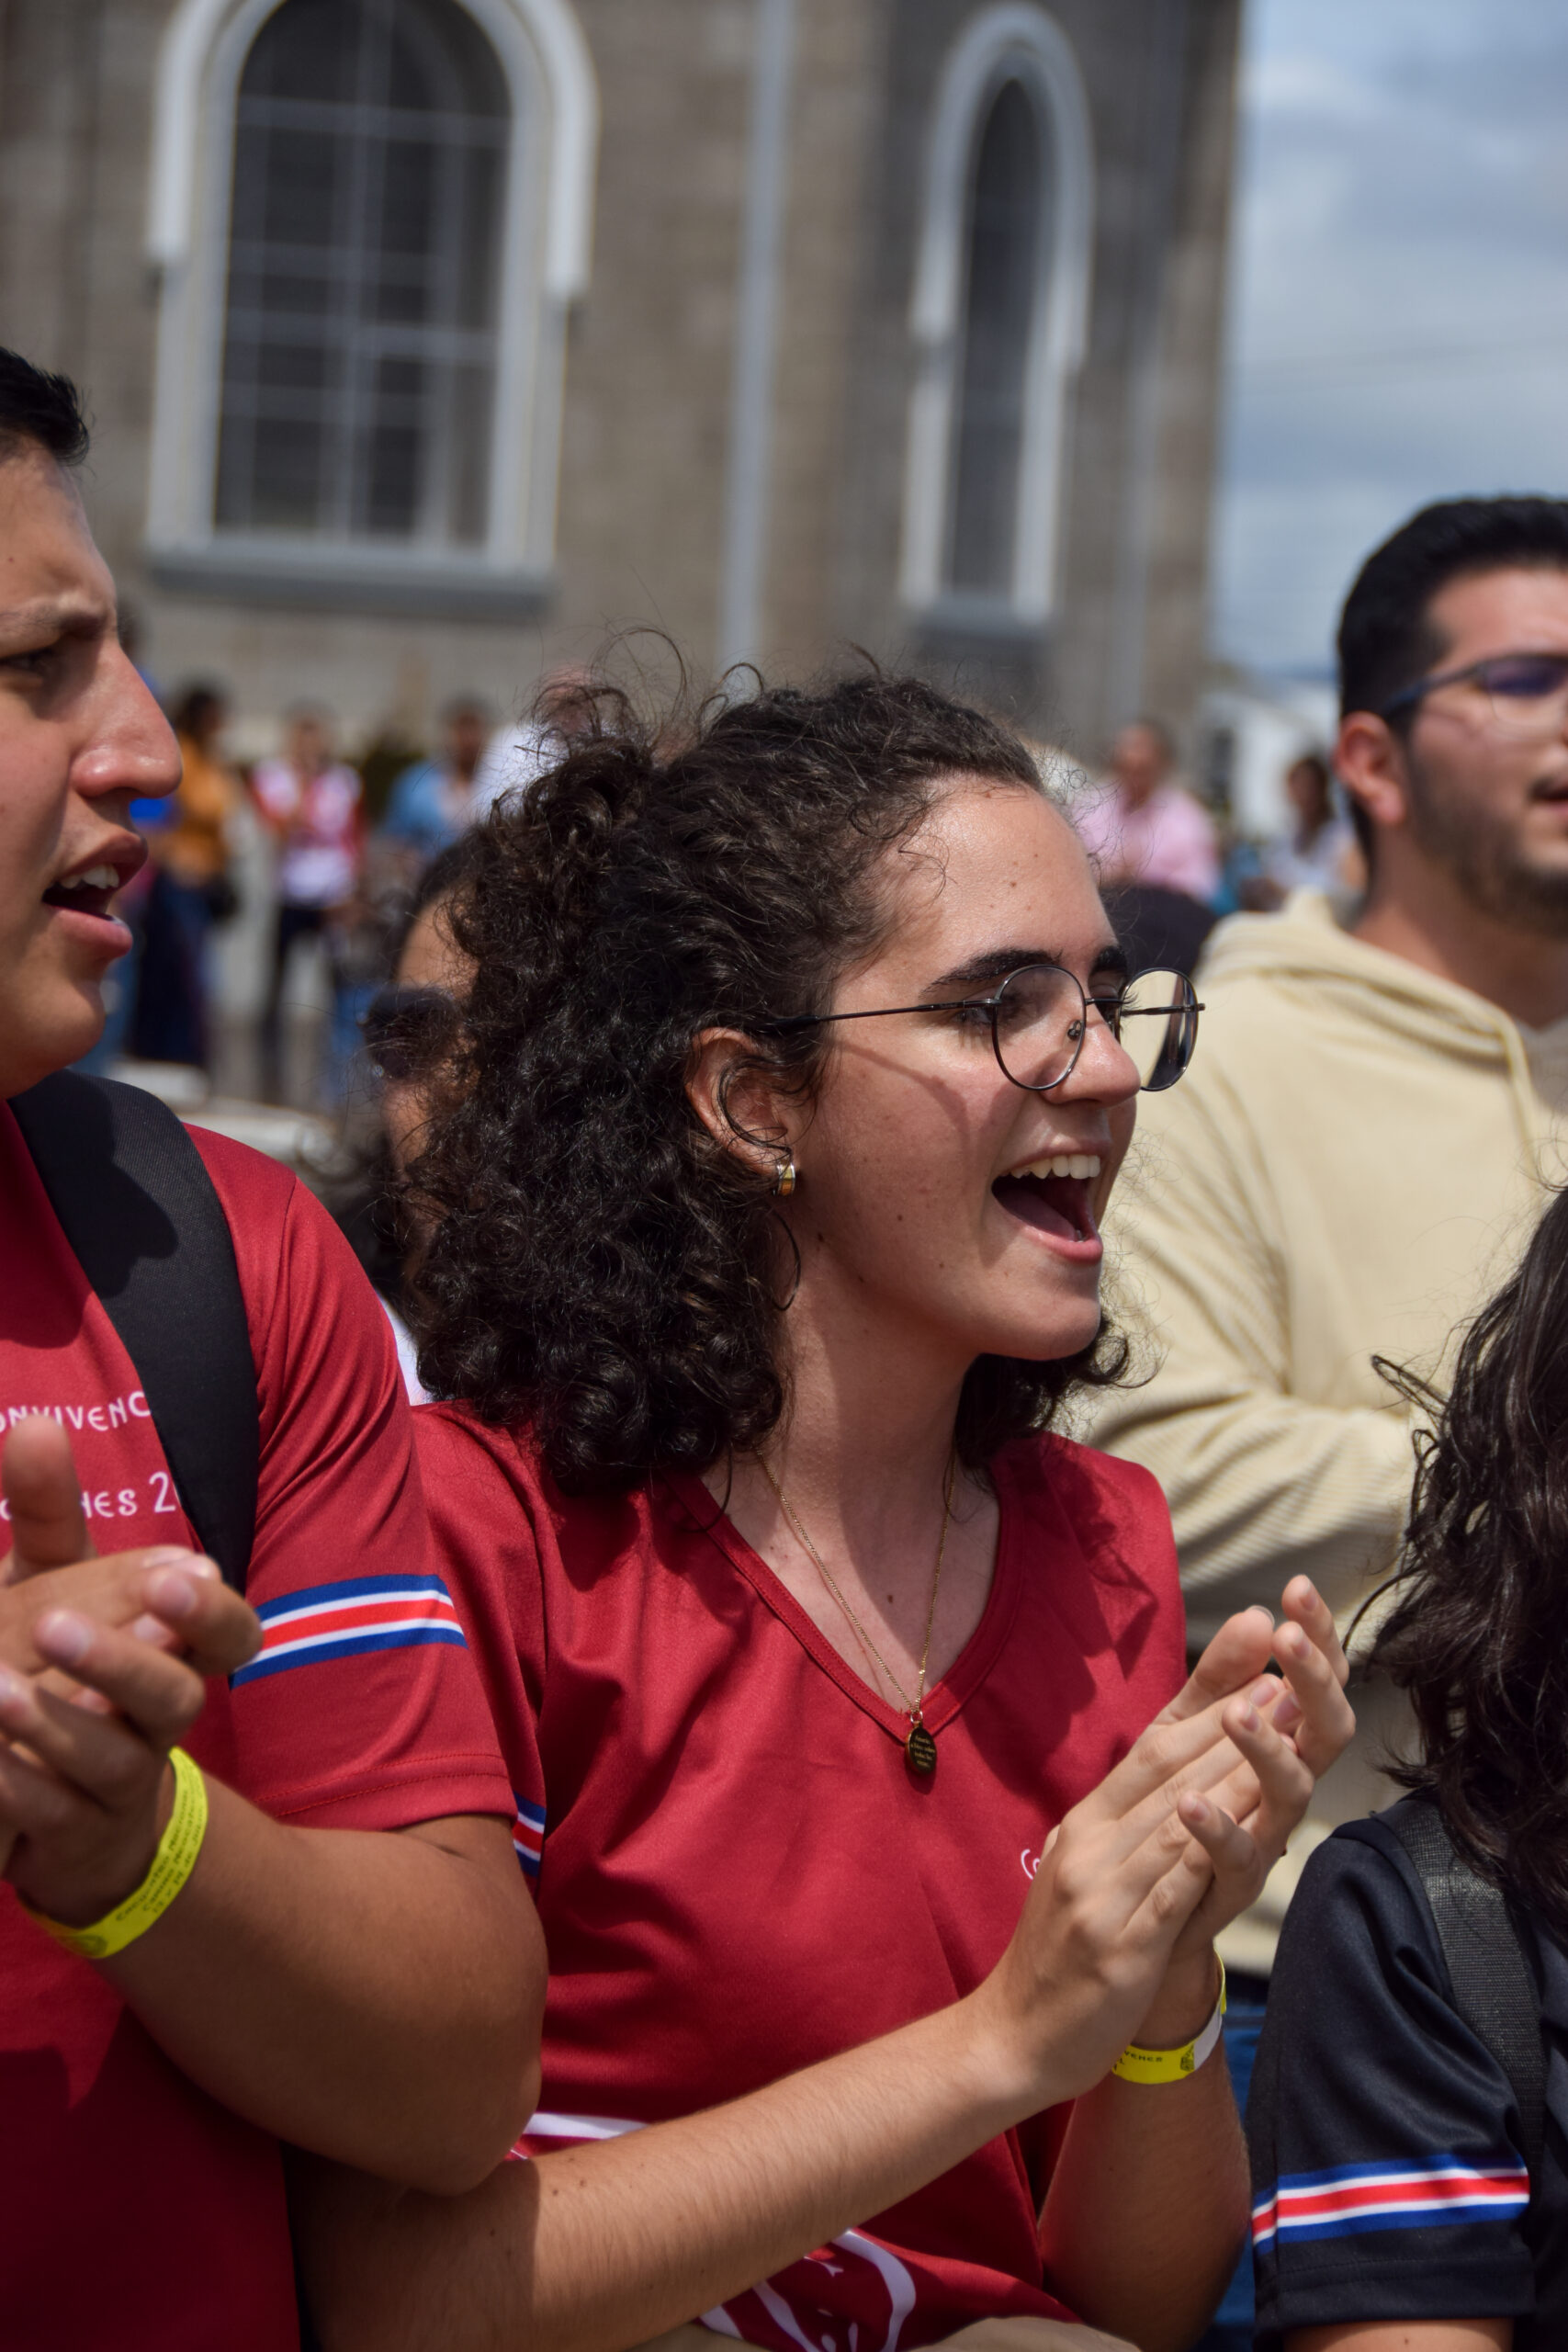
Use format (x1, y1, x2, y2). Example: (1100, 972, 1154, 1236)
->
(992, 1153, 1101, 1246)
(41, 865, 126, 922)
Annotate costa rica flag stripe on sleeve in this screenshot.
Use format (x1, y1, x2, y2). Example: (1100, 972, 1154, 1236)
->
(1253, 2155, 1529, 2246)
(232, 1574, 468, 1684)
(513, 1797, 546, 1878)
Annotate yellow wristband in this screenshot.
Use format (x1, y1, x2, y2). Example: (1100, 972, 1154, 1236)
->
(23, 1746, 209, 1962)
(1111, 1956, 1227, 2086)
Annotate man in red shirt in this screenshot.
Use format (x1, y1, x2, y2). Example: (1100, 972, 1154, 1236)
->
(0, 347, 545, 2349)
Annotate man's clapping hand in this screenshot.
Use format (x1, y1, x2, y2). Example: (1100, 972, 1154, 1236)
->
(0, 1416, 261, 1910)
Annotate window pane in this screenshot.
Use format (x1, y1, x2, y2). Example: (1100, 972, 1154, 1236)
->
(244, 418, 327, 530)
(447, 360, 493, 542)
(946, 79, 1048, 599)
(215, 0, 509, 545)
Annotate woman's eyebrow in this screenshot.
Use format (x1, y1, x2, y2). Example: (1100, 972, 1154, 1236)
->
(924, 942, 1130, 994)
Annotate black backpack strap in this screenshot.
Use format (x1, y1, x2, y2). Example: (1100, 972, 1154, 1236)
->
(10, 1070, 259, 1592)
(1385, 1795, 1547, 2189)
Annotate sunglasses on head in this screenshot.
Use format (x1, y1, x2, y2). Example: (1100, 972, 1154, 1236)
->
(359, 985, 457, 1081)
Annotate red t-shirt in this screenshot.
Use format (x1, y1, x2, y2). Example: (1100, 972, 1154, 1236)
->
(0, 1105, 513, 2352)
(417, 1406, 1187, 2352)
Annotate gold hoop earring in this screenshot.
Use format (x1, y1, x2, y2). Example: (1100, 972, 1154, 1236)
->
(772, 1154, 797, 1198)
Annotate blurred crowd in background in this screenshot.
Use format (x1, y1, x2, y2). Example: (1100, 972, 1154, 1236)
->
(91, 648, 600, 1116)
(96, 642, 1358, 1126)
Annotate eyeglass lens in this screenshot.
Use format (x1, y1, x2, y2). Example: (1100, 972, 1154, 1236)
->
(990, 964, 1197, 1094)
(1476, 655, 1568, 736)
(1115, 967, 1201, 1091)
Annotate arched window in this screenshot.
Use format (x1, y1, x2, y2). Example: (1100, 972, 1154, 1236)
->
(901, 6, 1093, 628)
(217, 0, 508, 545)
(946, 78, 1043, 597)
(145, 0, 597, 610)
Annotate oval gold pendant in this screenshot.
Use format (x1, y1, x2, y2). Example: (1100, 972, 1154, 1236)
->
(906, 1722, 938, 1777)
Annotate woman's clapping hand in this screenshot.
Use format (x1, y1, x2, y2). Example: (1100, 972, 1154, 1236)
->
(971, 1578, 1352, 2109)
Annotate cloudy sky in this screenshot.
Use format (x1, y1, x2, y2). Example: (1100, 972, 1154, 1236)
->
(1211, 0, 1568, 678)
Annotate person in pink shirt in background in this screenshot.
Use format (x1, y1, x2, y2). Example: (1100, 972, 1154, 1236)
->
(252, 705, 365, 1101)
(1076, 719, 1223, 905)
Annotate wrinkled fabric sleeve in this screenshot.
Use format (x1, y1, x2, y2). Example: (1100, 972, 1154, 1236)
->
(412, 1406, 549, 1896)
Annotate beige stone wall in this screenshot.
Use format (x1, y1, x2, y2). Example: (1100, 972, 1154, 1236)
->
(0, 0, 1241, 761)
(755, 0, 888, 680)
(0, 0, 167, 590)
(1030, 0, 1243, 762)
(1135, 0, 1244, 737)
(550, 0, 751, 678)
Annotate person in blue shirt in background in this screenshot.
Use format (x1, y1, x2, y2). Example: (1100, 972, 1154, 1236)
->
(380, 696, 495, 876)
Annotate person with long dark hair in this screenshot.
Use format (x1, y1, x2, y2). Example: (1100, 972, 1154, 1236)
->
(1249, 1186, 1568, 2349)
(299, 671, 1354, 2352)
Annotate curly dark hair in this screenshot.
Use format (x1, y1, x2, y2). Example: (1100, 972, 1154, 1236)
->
(1373, 1186, 1568, 1941)
(402, 667, 1130, 1493)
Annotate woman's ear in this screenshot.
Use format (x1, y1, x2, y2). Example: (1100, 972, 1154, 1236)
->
(686, 1028, 795, 1182)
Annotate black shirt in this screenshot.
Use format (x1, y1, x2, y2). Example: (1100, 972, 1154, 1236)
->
(1248, 1804, 1568, 2348)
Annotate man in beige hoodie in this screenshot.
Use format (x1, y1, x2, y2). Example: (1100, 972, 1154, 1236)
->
(1089, 495, 1568, 1979)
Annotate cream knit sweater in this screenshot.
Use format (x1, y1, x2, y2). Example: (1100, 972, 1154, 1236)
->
(1084, 891, 1568, 1970)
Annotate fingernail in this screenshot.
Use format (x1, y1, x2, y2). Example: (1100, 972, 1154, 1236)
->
(146, 1569, 197, 1617)
(35, 1609, 90, 1665)
(1282, 1626, 1309, 1658)
(1249, 1678, 1279, 1706)
(1273, 1693, 1303, 1731)
(1299, 1579, 1320, 1607)
(0, 1666, 26, 1707)
(130, 1612, 175, 1645)
(143, 1548, 197, 1570)
(1247, 1605, 1276, 1627)
(1236, 1702, 1261, 1734)
(1185, 1794, 1211, 1826)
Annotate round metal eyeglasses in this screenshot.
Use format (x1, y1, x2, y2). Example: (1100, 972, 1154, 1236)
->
(763, 962, 1202, 1093)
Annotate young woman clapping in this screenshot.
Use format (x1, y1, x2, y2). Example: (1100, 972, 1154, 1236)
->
(301, 673, 1353, 2352)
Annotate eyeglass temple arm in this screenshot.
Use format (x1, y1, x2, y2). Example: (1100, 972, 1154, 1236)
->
(1378, 651, 1527, 716)
(764, 996, 994, 1031)
(766, 985, 1201, 1034)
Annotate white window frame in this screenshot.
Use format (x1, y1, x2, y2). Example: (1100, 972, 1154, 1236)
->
(899, 3, 1093, 631)
(143, 0, 598, 615)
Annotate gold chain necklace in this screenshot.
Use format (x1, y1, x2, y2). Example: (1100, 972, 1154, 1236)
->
(758, 1454, 955, 1779)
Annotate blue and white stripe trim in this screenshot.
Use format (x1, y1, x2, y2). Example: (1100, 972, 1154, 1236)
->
(1253, 2154, 1529, 2247)
(513, 1795, 546, 1880)
(232, 1572, 468, 1686)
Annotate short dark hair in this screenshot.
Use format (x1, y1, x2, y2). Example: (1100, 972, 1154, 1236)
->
(0, 347, 89, 465)
(1338, 496, 1568, 723)
(1337, 497, 1568, 866)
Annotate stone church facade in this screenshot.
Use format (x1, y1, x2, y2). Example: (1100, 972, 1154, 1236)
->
(0, 0, 1241, 762)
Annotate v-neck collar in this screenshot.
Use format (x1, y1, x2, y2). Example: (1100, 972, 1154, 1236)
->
(659, 1460, 1025, 1747)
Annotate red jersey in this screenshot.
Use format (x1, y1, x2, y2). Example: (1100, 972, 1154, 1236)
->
(0, 1106, 513, 2352)
(417, 1407, 1187, 2352)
